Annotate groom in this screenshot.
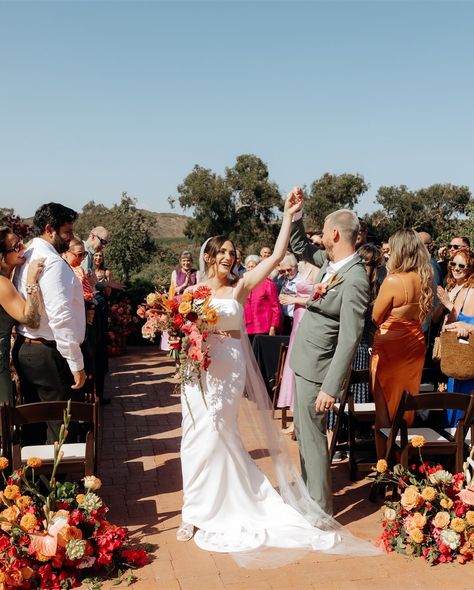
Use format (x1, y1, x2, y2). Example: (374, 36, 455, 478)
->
(289, 198, 370, 515)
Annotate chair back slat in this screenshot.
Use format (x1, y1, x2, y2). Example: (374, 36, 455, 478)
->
(402, 391, 472, 413)
(5, 401, 95, 426)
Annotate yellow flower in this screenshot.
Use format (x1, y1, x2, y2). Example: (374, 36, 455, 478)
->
(451, 517, 467, 533)
(178, 301, 192, 315)
(76, 494, 85, 505)
(376, 459, 388, 473)
(466, 511, 474, 526)
(0, 457, 9, 470)
(0, 572, 5, 583)
(181, 292, 193, 302)
(440, 497, 454, 510)
(433, 511, 451, 529)
(36, 553, 51, 562)
(26, 457, 43, 469)
(400, 486, 421, 510)
(205, 308, 218, 325)
(421, 487, 436, 502)
(412, 512, 427, 529)
(146, 292, 160, 307)
(409, 528, 424, 543)
(3, 484, 21, 500)
(16, 495, 33, 510)
(0, 505, 20, 530)
(20, 513, 38, 531)
(83, 475, 102, 491)
(411, 435, 425, 448)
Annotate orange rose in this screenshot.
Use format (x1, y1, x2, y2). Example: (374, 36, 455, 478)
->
(421, 487, 436, 502)
(409, 528, 424, 543)
(440, 497, 454, 510)
(20, 513, 38, 531)
(0, 457, 9, 470)
(400, 486, 421, 510)
(465, 511, 474, 526)
(451, 517, 467, 533)
(178, 301, 192, 315)
(181, 292, 193, 302)
(3, 484, 21, 500)
(407, 512, 427, 530)
(0, 505, 20, 530)
(205, 308, 218, 325)
(16, 495, 33, 510)
(433, 511, 451, 529)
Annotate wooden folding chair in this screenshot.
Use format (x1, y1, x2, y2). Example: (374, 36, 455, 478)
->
(379, 391, 474, 474)
(442, 389, 474, 453)
(271, 343, 289, 426)
(1, 400, 99, 477)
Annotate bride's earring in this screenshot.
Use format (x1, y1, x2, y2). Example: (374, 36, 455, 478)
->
(176, 522, 194, 542)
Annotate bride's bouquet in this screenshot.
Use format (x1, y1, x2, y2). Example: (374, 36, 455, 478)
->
(138, 284, 219, 388)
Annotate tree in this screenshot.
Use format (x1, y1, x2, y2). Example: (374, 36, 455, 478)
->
(74, 201, 114, 239)
(305, 173, 369, 230)
(370, 183, 472, 241)
(106, 193, 157, 283)
(169, 154, 282, 251)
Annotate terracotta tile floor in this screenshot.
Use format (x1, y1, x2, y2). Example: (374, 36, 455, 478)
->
(92, 346, 473, 590)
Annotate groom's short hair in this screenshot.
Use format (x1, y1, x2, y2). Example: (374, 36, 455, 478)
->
(325, 210, 360, 245)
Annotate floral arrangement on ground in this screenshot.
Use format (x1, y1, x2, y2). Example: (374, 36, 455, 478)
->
(374, 435, 474, 564)
(0, 403, 149, 589)
(108, 296, 139, 357)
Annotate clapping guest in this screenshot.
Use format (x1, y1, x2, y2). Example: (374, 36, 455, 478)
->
(277, 261, 319, 412)
(437, 248, 474, 320)
(441, 250, 474, 427)
(370, 229, 433, 458)
(171, 251, 199, 295)
(0, 227, 44, 403)
(243, 255, 282, 342)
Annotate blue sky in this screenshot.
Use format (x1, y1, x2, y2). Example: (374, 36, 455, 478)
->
(1, 0, 473, 219)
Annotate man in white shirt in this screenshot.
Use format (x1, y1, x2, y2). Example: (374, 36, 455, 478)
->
(14, 203, 86, 444)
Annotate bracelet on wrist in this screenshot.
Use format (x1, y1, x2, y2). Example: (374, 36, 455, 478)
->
(26, 283, 40, 294)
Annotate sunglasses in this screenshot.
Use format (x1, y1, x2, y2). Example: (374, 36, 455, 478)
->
(448, 244, 462, 250)
(449, 261, 467, 270)
(93, 234, 108, 246)
(69, 250, 88, 258)
(5, 240, 23, 253)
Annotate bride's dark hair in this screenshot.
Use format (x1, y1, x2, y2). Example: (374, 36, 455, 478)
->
(203, 235, 239, 282)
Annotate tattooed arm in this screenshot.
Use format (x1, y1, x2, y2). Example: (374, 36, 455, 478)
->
(0, 258, 45, 328)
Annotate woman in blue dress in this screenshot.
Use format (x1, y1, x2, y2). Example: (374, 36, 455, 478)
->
(441, 249, 474, 426)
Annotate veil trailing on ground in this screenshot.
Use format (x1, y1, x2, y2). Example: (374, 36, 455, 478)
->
(230, 328, 380, 567)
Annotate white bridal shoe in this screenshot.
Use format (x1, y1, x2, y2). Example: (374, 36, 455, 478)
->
(176, 522, 194, 542)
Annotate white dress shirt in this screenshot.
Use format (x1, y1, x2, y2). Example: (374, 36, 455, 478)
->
(321, 253, 358, 283)
(281, 273, 299, 318)
(14, 238, 86, 372)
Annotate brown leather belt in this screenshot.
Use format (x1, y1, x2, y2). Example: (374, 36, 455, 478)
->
(18, 335, 56, 348)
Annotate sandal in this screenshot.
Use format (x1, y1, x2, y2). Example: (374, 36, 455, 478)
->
(176, 522, 194, 542)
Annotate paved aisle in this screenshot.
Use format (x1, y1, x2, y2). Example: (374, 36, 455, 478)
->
(93, 346, 471, 590)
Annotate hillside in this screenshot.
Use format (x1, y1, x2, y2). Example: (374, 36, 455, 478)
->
(20, 210, 190, 240)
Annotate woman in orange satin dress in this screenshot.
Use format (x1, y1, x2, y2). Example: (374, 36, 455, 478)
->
(370, 229, 434, 458)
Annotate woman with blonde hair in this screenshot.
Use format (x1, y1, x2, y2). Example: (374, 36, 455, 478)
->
(370, 229, 433, 458)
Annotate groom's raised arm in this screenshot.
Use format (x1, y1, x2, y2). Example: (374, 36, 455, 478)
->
(290, 217, 326, 268)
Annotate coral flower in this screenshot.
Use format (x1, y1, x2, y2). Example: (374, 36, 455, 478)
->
(178, 301, 192, 315)
(410, 435, 425, 448)
(3, 484, 21, 501)
(27, 457, 43, 468)
(458, 486, 474, 506)
(0, 457, 9, 470)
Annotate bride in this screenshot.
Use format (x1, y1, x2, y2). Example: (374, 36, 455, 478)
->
(177, 189, 379, 566)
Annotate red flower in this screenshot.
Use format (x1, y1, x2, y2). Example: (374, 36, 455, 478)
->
(69, 509, 85, 525)
(0, 535, 10, 551)
(121, 548, 148, 568)
(172, 314, 185, 330)
(312, 283, 328, 301)
(193, 285, 212, 300)
(186, 311, 198, 323)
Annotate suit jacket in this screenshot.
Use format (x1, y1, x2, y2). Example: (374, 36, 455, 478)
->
(289, 219, 370, 398)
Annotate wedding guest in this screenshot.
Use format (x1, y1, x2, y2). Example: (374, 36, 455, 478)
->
(370, 229, 433, 458)
(440, 250, 474, 427)
(438, 236, 472, 281)
(381, 241, 390, 261)
(260, 246, 272, 259)
(436, 248, 473, 322)
(171, 251, 199, 295)
(243, 255, 281, 342)
(82, 226, 109, 273)
(14, 203, 86, 444)
(276, 254, 299, 335)
(235, 248, 246, 275)
(277, 261, 319, 411)
(0, 227, 44, 403)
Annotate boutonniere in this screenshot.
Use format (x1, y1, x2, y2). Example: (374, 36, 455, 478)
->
(311, 273, 344, 301)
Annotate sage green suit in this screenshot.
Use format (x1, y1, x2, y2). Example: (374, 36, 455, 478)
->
(289, 219, 370, 514)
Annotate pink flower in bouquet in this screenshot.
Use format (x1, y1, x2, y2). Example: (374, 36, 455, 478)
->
(188, 346, 204, 363)
(458, 486, 474, 506)
(137, 305, 146, 319)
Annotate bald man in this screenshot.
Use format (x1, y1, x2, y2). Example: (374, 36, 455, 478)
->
(82, 226, 110, 273)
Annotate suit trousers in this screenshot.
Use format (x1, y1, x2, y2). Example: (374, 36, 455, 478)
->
(294, 373, 333, 515)
(13, 339, 75, 445)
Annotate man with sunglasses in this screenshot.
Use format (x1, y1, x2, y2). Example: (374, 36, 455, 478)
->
(13, 203, 86, 444)
(438, 236, 471, 281)
(82, 226, 109, 274)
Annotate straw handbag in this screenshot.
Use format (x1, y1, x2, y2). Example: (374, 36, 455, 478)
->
(440, 332, 474, 380)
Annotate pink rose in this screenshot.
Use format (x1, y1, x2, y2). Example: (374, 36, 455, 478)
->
(458, 487, 474, 506)
(188, 346, 203, 362)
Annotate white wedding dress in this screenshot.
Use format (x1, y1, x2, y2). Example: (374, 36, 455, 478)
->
(180, 297, 378, 565)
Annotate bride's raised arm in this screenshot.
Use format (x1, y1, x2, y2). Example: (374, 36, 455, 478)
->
(238, 188, 303, 297)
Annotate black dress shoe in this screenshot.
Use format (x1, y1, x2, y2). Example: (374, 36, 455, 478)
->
(99, 398, 111, 406)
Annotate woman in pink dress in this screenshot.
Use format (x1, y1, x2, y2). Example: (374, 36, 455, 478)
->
(277, 262, 319, 410)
